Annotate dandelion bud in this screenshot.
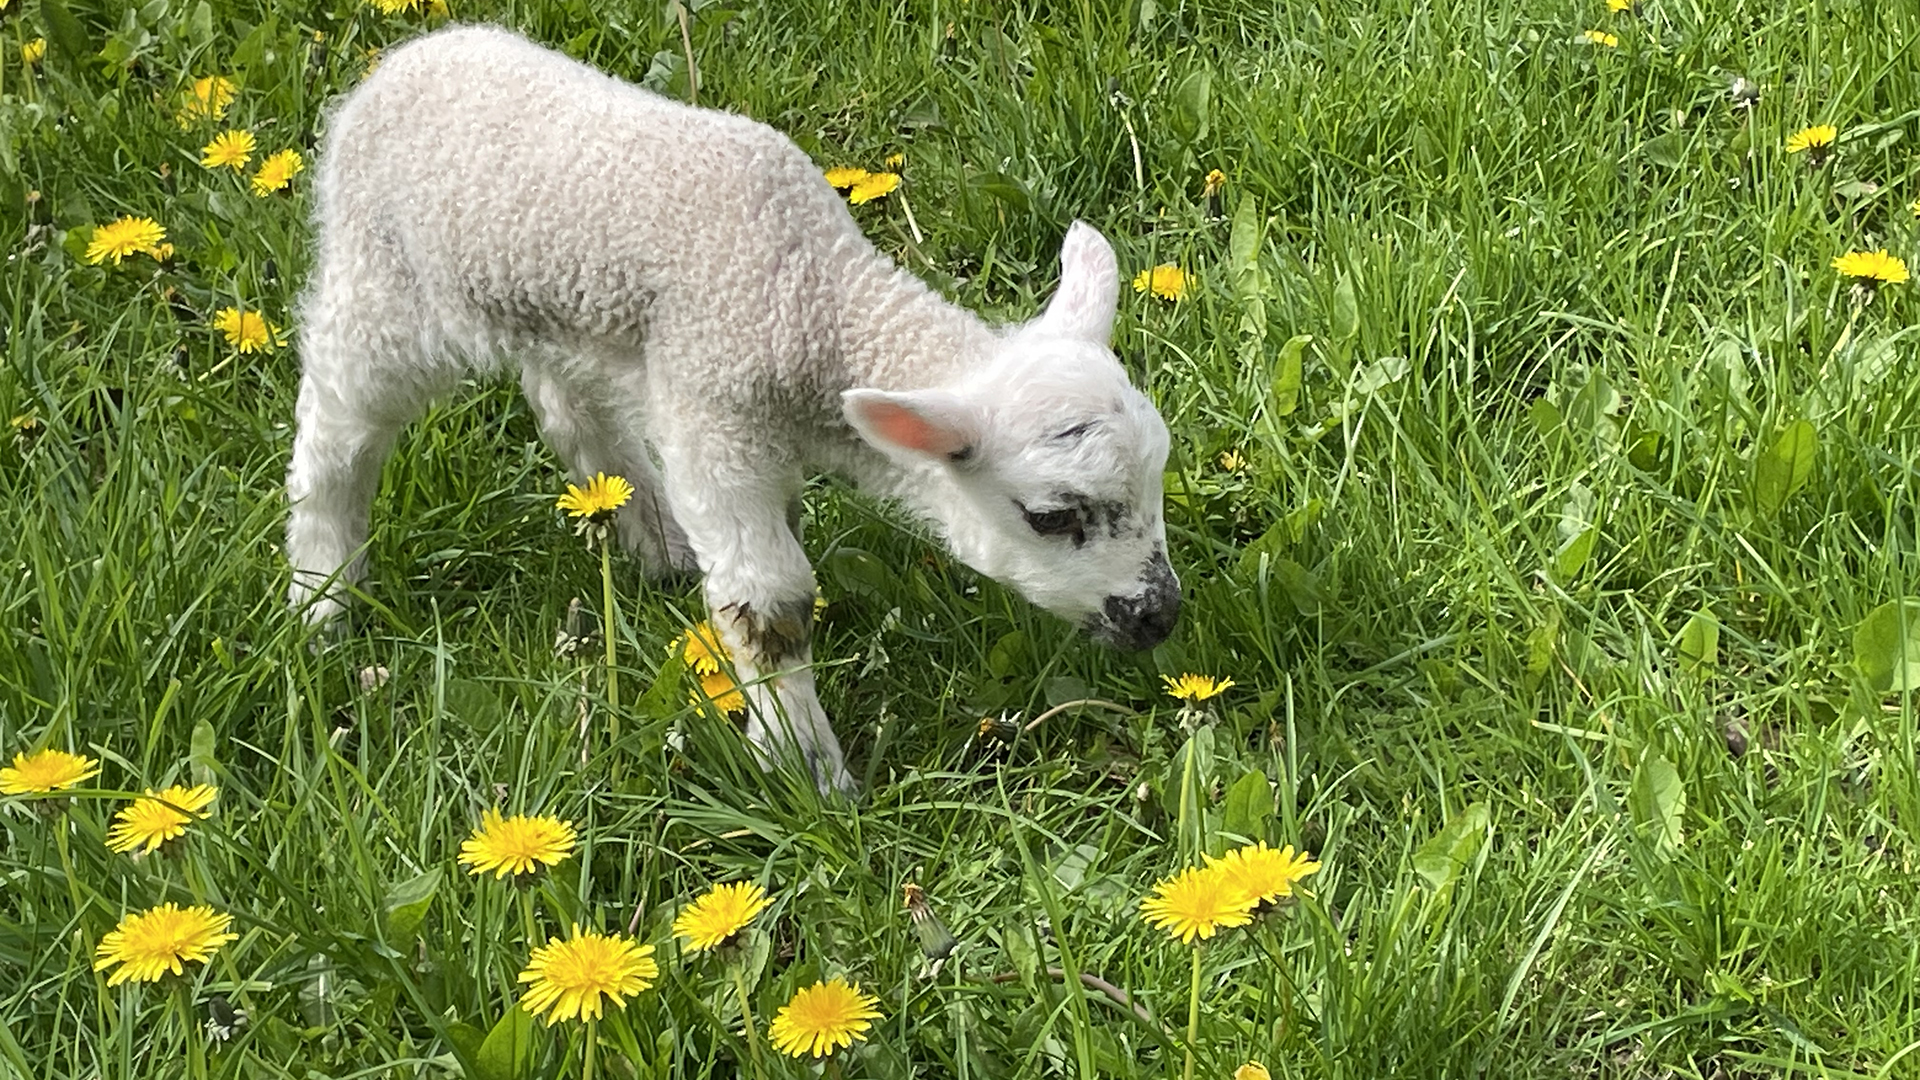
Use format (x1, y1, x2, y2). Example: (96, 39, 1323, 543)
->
(902, 882, 956, 962)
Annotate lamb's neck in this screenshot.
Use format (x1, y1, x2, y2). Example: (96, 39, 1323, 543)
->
(828, 236, 999, 393)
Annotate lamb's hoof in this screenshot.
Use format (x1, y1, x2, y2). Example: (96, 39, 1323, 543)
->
(813, 757, 859, 799)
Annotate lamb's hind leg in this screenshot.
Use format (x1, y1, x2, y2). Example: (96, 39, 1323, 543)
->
(521, 366, 697, 578)
(285, 325, 436, 625)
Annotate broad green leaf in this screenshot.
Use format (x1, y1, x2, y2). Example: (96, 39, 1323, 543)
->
(1677, 609, 1718, 676)
(1229, 194, 1264, 298)
(1854, 598, 1920, 694)
(1528, 398, 1564, 442)
(1413, 803, 1489, 890)
(970, 171, 1030, 212)
(1523, 609, 1559, 688)
(1051, 843, 1101, 891)
(476, 1007, 535, 1080)
(189, 718, 219, 788)
(1330, 273, 1359, 341)
(634, 649, 687, 721)
(1269, 334, 1309, 418)
(986, 630, 1028, 680)
(1221, 770, 1274, 840)
(444, 678, 506, 733)
(1752, 420, 1817, 516)
(444, 1022, 486, 1063)
(1170, 69, 1212, 143)
(40, 0, 93, 68)
(1272, 557, 1324, 616)
(823, 546, 897, 600)
(1044, 675, 1090, 707)
(186, 2, 215, 48)
(1354, 355, 1409, 395)
(1630, 752, 1685, 850)
(382, 868, 442, 941)
(1641, 130, 1686, 168)
(1553, 525, 1597, 582)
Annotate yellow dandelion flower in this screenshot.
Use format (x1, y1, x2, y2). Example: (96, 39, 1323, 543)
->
(84, 216, 168, 266)
(824, 166, 871, 189)
(1605, 0, 1633, 10)
(1132, 264, 1190, 302)
(1204, 842, 1321, 909)
(694, 669, 748, 714)
(884, 152, 906, 169)
(1162, 673, 1234, 702)
(673, 881, 772, 953)
(1832, 249, 1909, 286)
(1139, 864, 1253, 944)
(1218, 449, 1246, 472)
(250, 149, 305, 196)
(768, 978, 883, 1058)
(673, 621, 730, 675)
(517, 926, 658, 1025)
(1203, 169, 1227, 198)
(458, 808, 577, 879)
(1785, 124, 1838, 155)
(368, 0, 422, 13)
(179, 75, 237, 125)
(93, 904, 238, 985)
(556, 472, 634, 521)
(848, 171, 901, 204)
(200, 129, 256, 171)
(1582, 29, 1619, 46)
(212, 307, 286, 353)
(0, 749, 101, 795)
(106, 784, 216, 854)
(22, 38, 46, 65)
(1235, 1065, 1273, 1080)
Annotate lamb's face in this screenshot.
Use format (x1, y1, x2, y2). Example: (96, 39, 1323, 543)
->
(841, 222, 1182, 651)
(947, 346, 1179, 650)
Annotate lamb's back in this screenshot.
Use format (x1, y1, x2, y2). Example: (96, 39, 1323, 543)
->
(314, 25, 847, 349)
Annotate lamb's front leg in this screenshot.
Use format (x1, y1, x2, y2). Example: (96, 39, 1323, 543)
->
(663, 466, 854, 795)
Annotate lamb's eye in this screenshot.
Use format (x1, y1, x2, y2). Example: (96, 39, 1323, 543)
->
(1023, 507, 1081, 537)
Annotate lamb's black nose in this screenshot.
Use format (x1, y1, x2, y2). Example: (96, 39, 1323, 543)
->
(1099, 552, 1181, 651)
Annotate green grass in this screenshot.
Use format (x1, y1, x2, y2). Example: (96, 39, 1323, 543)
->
(4, 0, 1920, 1076)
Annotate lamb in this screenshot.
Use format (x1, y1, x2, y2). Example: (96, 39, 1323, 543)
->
(285, 24, 1181, 793)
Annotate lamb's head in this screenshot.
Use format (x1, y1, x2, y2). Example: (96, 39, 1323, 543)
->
(842, 222, 1180, 651)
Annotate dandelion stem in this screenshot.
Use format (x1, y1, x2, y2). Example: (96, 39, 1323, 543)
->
(1183, 945, 1203, 1080)
(731, 960, 766, 1078)
(583, 1015, 598, 1080)
(520, 890, 542, 952)
(599, 531, 620, 764)
(178, 980, 208, 1080)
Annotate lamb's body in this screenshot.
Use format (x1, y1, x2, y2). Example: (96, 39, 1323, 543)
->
(289, 25, 1179, 792)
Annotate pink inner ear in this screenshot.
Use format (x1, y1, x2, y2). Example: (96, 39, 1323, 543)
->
(866, 400, 967, 457)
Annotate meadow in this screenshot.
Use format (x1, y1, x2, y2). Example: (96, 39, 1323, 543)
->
(3, 0, 1919, 1076)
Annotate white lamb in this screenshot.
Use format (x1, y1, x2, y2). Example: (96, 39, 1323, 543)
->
(286, 24, 1181, 793)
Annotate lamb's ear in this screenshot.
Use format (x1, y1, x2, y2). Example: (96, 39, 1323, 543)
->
(1035, 220, 1119, 345)
(842, 388, 982, 466)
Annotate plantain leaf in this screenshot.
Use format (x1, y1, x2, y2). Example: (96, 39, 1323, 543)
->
(1630, 753, 1685, 850)
(1221, 770, 1273, 840)
(382, 868, 442, 942)
(1752, 420, 1817, 516)
(1413, 803, 1489, 890)
(1677, 609, 1718, 676)
(1854, 598, 1920, 694)
(1269, 334, 1309, 419)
